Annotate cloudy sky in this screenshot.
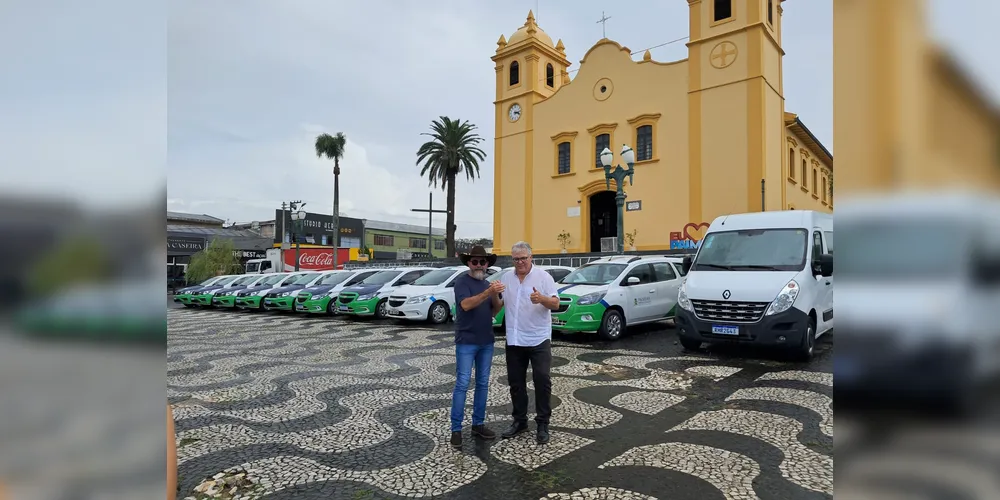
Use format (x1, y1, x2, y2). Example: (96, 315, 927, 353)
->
(1, 0, 997, 238)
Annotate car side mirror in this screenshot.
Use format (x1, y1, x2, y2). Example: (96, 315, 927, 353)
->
(813, 254, 833, 277)
(682, 256, 692, 274)
(627, 276, 640, 285)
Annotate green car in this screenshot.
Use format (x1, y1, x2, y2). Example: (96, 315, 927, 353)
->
(295, 269, 381, 315)
(172, 276, 229, 307)
(211, 274, 271, 308)
(336, 267, 434, 318)
(188, 275, 242, 307)
(233, 273, 300, 310)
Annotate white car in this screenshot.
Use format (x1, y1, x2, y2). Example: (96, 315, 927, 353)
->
(487, 265, 575, 329)
(552, 256, 686, 340)
(385, 266, 503, 324)
(336, 267, 436, 318)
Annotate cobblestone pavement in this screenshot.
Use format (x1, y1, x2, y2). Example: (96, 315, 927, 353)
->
(168, 308, 833, 500)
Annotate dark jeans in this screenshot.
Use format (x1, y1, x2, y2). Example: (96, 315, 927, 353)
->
(450, 342, 495, 432)
(506, 340, 552, 425)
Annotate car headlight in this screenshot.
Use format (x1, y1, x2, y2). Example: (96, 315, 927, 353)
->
(357, 292, 378, 301)
(677, 282, 693, 312)
(406, 294, 430, 304)
(576, 292, 605, 306)
(765, 280, 799, 316)
(280, 292, 291, 297)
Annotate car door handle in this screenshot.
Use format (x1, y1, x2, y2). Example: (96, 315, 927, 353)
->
(649, 289, 656, 293)
(825, 282, 831, 286)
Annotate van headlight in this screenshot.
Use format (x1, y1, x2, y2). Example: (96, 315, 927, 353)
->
(677, 282, 693, 312)
(576, 292, 605, 305)
(765, 280, 799, 316)
(406, 294, 430, 304)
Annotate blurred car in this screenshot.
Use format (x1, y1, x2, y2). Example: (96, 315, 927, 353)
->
(295, 269, 381, 315)
(171, 275, 230, 307)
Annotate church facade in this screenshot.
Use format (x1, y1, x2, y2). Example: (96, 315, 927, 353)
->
(492, 0, 833, 255)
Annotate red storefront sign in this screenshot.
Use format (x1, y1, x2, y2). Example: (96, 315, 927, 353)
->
(282, 248, 351, 270)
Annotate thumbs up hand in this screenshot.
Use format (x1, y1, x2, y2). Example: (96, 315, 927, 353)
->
(530, 287, 543, 304)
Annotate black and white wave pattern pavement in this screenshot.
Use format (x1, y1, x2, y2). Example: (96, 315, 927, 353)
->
(168, 309, 833, 500)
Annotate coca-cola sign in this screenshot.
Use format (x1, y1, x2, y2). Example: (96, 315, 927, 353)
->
(282, 248, 351, 270)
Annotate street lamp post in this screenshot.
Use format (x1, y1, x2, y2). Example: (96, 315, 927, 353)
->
(599, 144, 636, 254)
(290, 210, 306, 271)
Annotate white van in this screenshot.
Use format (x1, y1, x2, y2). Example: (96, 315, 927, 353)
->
(675, 210, 833, 360)
(552, 255, 686, 340)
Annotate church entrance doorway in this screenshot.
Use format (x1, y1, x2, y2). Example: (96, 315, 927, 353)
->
(589, 191, 617, 252)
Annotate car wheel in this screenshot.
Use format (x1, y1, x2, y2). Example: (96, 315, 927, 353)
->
(375, 299, 389, 319)
(429, 301, 449, 324)
(795, 316, 817, 362)
(598, 309, 624, 341)
(326, 299, 337, 316)
(679, 336, 702, 351)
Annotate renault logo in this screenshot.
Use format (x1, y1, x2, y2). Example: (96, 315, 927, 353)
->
(722, 289, 731, 299)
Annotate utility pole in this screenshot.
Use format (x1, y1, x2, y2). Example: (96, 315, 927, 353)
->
(289, 200, 303, 271)
(410, 192, 449, 259)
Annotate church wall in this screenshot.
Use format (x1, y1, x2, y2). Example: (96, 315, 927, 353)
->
(524, 41, 691, 254)
(498, 132, 527, 248)
(765, 89, 785, 211)
(698, 82, 751, 219)
(783, 134, 833, 213)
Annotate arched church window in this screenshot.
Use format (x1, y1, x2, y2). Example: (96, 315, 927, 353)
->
(546, 64, 554, 87)
(636, 125, 653, 161)
(510, 61, 520, 86)
(713, 0, 732, 22)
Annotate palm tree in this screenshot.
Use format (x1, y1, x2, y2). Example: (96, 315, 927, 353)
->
(416, 117, 486, 258)
(314, 132, 347, 269)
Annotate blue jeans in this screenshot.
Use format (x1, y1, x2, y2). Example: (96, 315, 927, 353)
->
(450, 342, 495, 432)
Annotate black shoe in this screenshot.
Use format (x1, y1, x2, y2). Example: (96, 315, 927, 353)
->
(536, 423, 550, 444)
(501, 421, 529, 439)
(450, 431, 462, 448)
(471, 425, 496, 440)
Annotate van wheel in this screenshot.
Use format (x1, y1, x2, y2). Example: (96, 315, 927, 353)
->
(375, 299, 389, 319)
(679, 336, 702, 351)
(598, 310, 624, 341)
(429, 301, 450, 324)
(796, 316, 817, 361)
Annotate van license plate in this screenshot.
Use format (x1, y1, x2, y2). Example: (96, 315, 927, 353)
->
(711, 325, 739, 336)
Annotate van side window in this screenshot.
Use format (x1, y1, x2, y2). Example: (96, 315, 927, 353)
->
(346, 272, 371, 286)
(651, 262, 677, 281)
(812, 231, 825, 258)
(824, 231, 833, 253)
(623, 264, 654, 285)
(261, 261, 272, 270)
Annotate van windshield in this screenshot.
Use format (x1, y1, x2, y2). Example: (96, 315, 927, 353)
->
(693, 228, 808, 271)
(562, 263, 627, 285)
(246, 261, 261, 273)
(837, 220, 967, 278)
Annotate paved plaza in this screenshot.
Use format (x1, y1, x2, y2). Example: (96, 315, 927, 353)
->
(168, 308, 833, 500)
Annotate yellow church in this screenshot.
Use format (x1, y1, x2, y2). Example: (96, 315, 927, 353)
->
(491, 0, 833, 255)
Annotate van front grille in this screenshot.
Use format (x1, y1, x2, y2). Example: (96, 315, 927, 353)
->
(692, 299, 769, 323)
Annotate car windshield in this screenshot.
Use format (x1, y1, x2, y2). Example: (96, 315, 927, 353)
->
(413, 269, 458, 286)
(317, 272, 351, 285)
(837, 219, 967, 278)
(232, 275, 257, 285)
(487, 269, 512, 282)
(214, 276, 239, 285)
(693, 228, 808, 272)
(199, 277, 221, 286)
(361, 270, 402, 285)
(562, 263, 627, 285)
(293, 273, 320, 285)
(259, 274, 284, 286)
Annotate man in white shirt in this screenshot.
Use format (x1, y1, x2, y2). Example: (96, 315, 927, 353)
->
(498, 241, 560, 444)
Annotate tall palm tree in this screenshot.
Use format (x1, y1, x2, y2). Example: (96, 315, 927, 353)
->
(314, 132, 347, 269)
(416, 117, 486, 259)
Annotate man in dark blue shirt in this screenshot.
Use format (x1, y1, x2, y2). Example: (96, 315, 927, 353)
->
(450, 246, 504, 449)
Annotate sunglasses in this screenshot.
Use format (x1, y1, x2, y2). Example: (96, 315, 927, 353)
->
(468, 259, 488, 266)
(512, 257, 530, 262)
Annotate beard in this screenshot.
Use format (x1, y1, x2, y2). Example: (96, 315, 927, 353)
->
(470, 269, 486, 280)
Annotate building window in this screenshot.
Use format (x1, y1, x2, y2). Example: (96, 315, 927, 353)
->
(595, 133, 610, 169)
(373, 234, 394, 246)
(434, 240, 445, 251)
(409, 238, 427, 249)
(509, 61, 519, 86)
(557, 142, 571, 174)
(801, 158, 808, 189)
(713, 0, 733, 22)
(788, 148, 796, 181)
(636, 125, 653, 161)
(812, 168, 819, 196)
(767, 0, 774, 25)
(546, 64, 554, 87)
(822, 176, 828, 203)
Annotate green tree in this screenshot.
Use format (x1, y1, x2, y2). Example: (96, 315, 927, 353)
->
(185, 239, 243, 283)
(26, 234, 112, 298)
(415, 117, 486, 258)
(315, 132, 348, 269)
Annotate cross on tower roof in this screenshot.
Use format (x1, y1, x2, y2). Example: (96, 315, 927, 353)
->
(597, 11, 611, 39)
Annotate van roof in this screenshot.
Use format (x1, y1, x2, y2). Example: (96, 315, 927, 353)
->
(710, 210, 831, 231)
